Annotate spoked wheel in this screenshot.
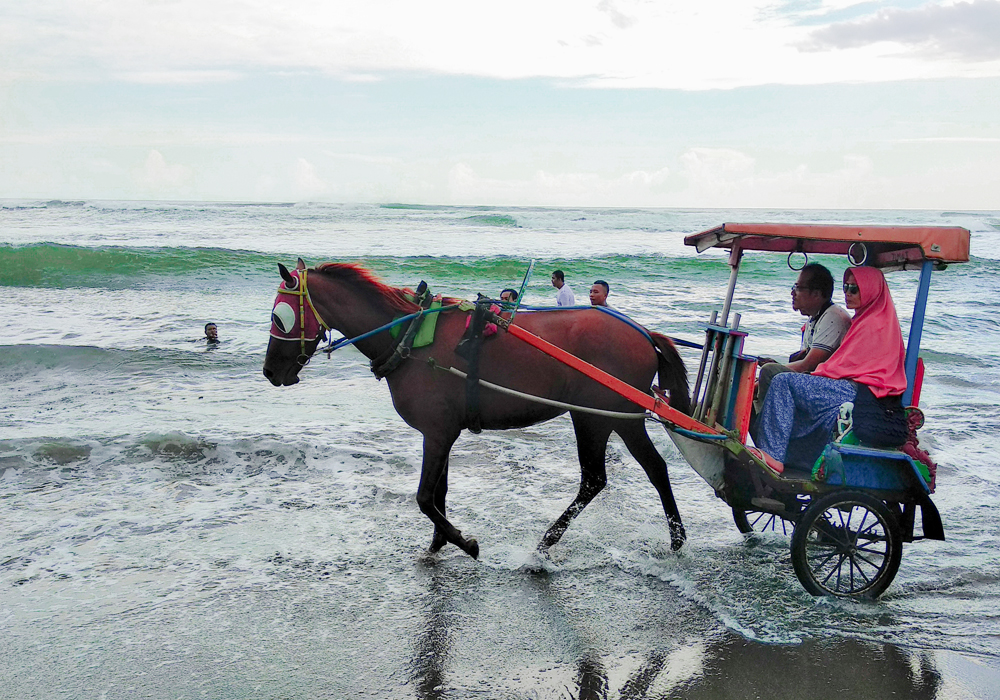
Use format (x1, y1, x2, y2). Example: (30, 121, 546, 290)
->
(732, 508, 796, 536)
(790, 490, 902, 598)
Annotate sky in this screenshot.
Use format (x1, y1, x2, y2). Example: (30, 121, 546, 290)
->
(1, 0, 999, 208)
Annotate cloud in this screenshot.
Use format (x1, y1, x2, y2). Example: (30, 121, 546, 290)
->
(443, 150, 901, 208)
(132, 150, 191, 193)
(597, 0, 638, 30)
(674, 148, 886, 208)
(447, 162, 671, 206)
(5, 0, 999, 89)
(679, 148, 756, 196)
(292, 157, 329, 198)
(805, 0, 1000, 60)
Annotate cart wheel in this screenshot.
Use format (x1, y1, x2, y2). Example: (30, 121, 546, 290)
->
(790, 490, 902, 598)
(732, 508, 796, 536)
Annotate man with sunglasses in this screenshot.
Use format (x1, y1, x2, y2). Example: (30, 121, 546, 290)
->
(752, 263, 852, 419)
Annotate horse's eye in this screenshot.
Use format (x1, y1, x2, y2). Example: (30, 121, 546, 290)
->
(272, 302, 297, 334)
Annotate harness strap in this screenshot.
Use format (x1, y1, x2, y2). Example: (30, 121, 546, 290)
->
(454, 298, 493, 434)
(371, 281, 433, 379)
(428, 358, 647, 420)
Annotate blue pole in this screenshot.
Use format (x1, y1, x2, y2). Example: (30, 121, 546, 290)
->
(903, 261, 933, 405)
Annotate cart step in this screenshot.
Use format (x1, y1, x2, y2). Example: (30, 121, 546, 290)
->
(750, 497, 786, 511)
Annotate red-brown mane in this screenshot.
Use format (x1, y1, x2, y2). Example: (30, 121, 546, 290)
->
(314, 262, 419, 314)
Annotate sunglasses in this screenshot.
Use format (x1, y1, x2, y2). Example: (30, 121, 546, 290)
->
(790, 284, 815, 293)
(843, 283, 860, 295)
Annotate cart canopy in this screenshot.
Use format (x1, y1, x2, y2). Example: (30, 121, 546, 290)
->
(685, 223, 970, 271)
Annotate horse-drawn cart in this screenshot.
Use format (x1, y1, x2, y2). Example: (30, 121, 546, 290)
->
(665, 223, 969, 597)
(264, 222, 969, 599)
(482, 223, 970, 598)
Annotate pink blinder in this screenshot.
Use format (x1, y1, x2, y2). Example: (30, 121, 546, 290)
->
(270, 269, 324, 342)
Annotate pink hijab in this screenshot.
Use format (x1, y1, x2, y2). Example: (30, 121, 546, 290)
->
(813, 266, 907, 398)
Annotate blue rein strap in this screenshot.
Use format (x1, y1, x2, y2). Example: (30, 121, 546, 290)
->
(514, 304, 703, 350)
(318, 300, 701, 357)
(321, 304, 461, 356)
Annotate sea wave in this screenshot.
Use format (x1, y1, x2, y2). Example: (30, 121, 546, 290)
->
(461, 214, 520, 227)
(0, 243, 276, 288)
(0, 343, 252, 374)
(0, 242, 730, 289)
(4, 238, 996, 296)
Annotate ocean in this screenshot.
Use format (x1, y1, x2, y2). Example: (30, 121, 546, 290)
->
(3, 200, 1000, 699)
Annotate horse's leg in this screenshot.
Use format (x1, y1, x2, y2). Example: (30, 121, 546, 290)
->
(538, 414, 611, 552)
(616, 422, 686, 551)
(416, 432, 480, 559)
(428, 456, 449, 553)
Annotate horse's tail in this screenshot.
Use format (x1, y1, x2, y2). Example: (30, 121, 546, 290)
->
(650, 332, 691, 415)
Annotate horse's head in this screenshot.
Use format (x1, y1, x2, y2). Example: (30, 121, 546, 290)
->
(262, 259, 328, 387)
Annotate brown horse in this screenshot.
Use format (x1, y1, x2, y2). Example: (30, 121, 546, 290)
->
(263, 260, 691, 558)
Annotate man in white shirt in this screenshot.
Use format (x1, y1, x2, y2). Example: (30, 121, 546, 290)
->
(552, 270, 575, 306)
(754, 263, 852, 414)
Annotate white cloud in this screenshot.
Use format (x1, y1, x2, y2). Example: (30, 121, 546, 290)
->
(292, 157, 329, 199)
(805, 0, 1000, 61)
(679, 148, 757, 196)
(446, 149, 901, 208)
(447, 162, 672, 207)
(132, 150, 191, 193)
(4, 0, 1000, 89)
(674, 148, 886, 208)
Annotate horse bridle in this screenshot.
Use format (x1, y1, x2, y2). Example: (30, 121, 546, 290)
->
(270, 268, 331, 366)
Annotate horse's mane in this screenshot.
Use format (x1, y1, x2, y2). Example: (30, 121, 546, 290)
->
(313, 263, 422, 314)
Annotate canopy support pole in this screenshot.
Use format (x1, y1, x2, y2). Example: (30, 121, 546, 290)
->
(719, 242, 743, 328)
(903, 261, 933, 406)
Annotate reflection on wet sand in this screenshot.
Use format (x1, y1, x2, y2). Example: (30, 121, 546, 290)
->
(576, 652, 609, 700)
(410, 562, 451, 700)
(661, 635, 940, 700)
(607, 636, 939, 699)
(407, 563, 942, 699)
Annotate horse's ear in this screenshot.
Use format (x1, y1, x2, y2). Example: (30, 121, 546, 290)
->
(278, 263, 297, 289)
(296, 258, 306, 270)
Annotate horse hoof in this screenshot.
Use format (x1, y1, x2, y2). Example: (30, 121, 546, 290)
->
(429, 531, 447, 553)
(465, 539, 480, 559)
(670, 522, 687, 551)
(519, 550, 550, 575)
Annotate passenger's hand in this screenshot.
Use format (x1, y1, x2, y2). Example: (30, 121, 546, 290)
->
(757, 356, 776, 365)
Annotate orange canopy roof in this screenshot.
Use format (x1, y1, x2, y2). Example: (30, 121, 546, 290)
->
(685, 223, 970, 270)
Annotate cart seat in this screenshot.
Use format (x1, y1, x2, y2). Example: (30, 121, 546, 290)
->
(812, 442, 931, 494)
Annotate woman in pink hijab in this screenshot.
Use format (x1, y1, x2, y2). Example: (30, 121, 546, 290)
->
(753, 266, 907, 471)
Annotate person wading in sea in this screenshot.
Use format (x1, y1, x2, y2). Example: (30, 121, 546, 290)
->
(204, 322, 219, 344)
(551, 270, 575, 306)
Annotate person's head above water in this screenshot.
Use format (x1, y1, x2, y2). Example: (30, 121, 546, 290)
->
(204, 322, 219, 342)
(500, 288, 519, 302)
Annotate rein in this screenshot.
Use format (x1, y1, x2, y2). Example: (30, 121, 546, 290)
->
(315, 302, 701, 363)
(318, 304, 462, 357)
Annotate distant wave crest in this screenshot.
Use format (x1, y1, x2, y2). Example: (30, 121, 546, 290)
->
(0, 243, 274, 288)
